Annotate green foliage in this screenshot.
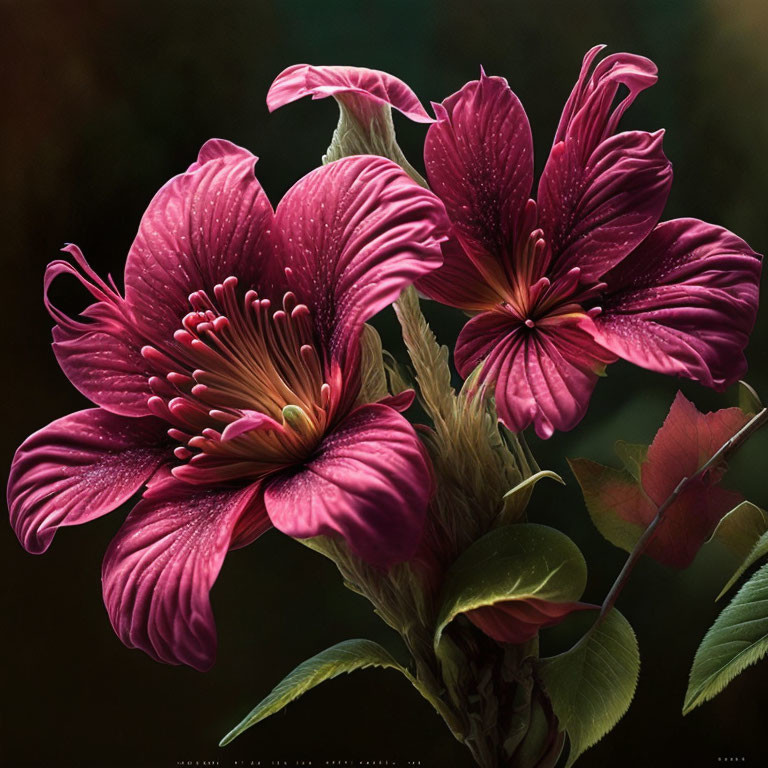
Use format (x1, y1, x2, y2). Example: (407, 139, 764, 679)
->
(323, 95, 427, 185)
(710, 501, 768, 561)
(358, 324, 390, 404)
(684, 562, 768, 714)
(538, 610, 640, 767)
(568, 457, 646, 555)
(738, 380, 763, 415)
(434, 524, 587, 651)
(498, 470, 564, 526)
(220, 639, 406, 746)
(718, 528, 768, 600)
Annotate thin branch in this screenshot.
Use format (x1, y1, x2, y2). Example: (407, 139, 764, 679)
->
(592, 406, 768, 632)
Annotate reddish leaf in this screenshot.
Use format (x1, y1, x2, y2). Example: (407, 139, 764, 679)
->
(570, 392, 748, 568)
(467, 599, 596, 644)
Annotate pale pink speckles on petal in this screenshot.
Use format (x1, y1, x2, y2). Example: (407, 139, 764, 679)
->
(8, 409, 169, 554)
(593, 218, 762, 389)
(263, 404, 431, 569)
(273, 155, 449, 365)
(124, 139, 276, 343)
(267, 64, 434, 123)
(101, 477, 267, 671)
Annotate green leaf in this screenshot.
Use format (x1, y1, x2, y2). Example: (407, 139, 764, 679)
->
(498, 470, 564, 525)
(357, 324, 390, 404)
(718, 529, 768, 600)
(710, 501, 768, 560)
(568, 458, 646, 555)
(684, 562, 768, 714)
(220, 639, 405, 746)
(613, 441, 648, 482)
(538, 610, 640, 767)
(738, 380, 763, 415)
(434, 524, 587, 651)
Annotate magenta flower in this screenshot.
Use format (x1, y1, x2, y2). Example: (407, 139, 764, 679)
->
(8, 139, 449, 670)
(269, 49, 762, 437)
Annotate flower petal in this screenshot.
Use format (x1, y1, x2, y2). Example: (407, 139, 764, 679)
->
(539, 49, 672, 282)
(424, 72, 534, 293)
(45, 245, 154, 416)
(263, 403, 431, 568)
(456, 313, 615, 438)
(8, 408, 169, 554)
(124, 139, 275, 343)
(274, 155, 448, 362)
(416, 236, 502, 311)
(267, 64, 433, 123)
(101, 477, 268, 671)
(592, 218, 762, 389)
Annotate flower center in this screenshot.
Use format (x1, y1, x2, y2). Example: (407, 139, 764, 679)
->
(142, 276, 330, 484)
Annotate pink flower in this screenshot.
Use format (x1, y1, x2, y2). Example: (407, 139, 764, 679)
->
(8, 139, 449, 670)
(269, 49, 762, 438)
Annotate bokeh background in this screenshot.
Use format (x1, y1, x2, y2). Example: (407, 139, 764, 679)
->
(2, 1, 767, 766)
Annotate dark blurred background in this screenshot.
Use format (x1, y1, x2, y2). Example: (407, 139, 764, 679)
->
(2, 0, 766, 766)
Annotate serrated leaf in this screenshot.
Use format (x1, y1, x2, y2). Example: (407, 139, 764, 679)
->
(220, 639, 405, 746)
(538, 610, 640, 767)
(684, 562, 768, 714)
(718, 529, 768, 600)
(434, 524, 588, 650)
(569, 392, 748, 569)
(738, 380, 763, 415)
(710, 501, 768, 560)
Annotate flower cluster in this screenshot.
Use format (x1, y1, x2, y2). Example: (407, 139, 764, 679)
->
(7, 45, 764, 768)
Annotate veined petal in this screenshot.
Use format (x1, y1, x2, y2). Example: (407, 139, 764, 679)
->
(124, 139, 275, 343)
(553, 46, 658, 155)
(263, 403, 432, 568)
(539, 47, 672, 282)
(273, 155, 448, 363)
(45, 245, 154, 416)
(416, 236, 503, 311)
(102, 477, 268, 671)
(424, 72, 534, 292)
(593, 218, 762, 389)
(267, 64, 433, 123)
(456, 313, 615, 438)
(539, 129, 672, 283)
(8, 409, 169, 554)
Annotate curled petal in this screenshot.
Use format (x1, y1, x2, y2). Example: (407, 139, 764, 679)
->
(124, 139, 275, 344)
(8, 409, 169, 554)
(263, 404, 432, 568)
(456, 312, 615, 438)
(274, 155, 449, 363)
(267, 64, 433, 123)
(593, 218, 762, 389)
(45, 245, 154, 416)
(553, 46, 658, 156)
(424, 73, 534, 292)
(102, 477, 268, 671)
